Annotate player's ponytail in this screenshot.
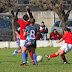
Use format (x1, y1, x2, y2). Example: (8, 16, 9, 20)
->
(30, 18, 35, 25)
(23, 14, 29, 21)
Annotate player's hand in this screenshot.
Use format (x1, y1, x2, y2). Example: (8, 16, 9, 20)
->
(26, 6, 29, 11)
(18, 8, 20, 11)
(56, 41, 60, 43)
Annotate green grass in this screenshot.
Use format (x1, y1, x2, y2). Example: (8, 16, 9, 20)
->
(0, 47, 72, 72)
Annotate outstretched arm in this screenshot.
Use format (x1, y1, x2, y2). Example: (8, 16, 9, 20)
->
(26, 6, 33, 20)
(16, 8, 20, 17)
(56, 38, 63, 43)
(11, 8, 20, 21)
(23, 32, 27, 37)
(15, 31, 20, 37)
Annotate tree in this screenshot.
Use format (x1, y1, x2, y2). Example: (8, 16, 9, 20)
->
(31, 0, 72, 30)
(0, 0, 17, 41)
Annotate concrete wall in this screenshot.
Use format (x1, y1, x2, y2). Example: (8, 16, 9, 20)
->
(0, 40, 65, 48)
(17, 11, 54, 33)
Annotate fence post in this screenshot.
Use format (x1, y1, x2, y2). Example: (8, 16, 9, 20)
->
(6, 41, 10, 48)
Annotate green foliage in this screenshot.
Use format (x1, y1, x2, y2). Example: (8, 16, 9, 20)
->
(0, 47, 72, 72)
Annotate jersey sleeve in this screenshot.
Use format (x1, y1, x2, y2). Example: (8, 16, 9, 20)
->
(17, 27, 20, 31)
(26, 21, 29, 26)
(18, 19, 23, 25)
(24, 26, 28, 32)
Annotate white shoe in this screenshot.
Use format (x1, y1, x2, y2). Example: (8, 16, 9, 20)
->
(12, 50, 16, 56)
(44, 54, 50, 60)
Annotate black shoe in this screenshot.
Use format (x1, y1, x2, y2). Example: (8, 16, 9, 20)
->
(20, 61, 27, 66)
(44, 54, 50, 60)
(63, 61, 68, 64)
(33, 63, 38, 65)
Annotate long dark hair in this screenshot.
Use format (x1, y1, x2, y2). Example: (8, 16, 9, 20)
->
(64, 28, 71, 32)
(23, 14, 29, 21)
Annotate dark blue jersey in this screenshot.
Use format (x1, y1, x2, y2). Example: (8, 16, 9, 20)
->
(24, 25, 37, 40)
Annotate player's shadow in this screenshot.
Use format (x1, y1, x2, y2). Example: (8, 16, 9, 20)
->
(39, 62, 72, 66)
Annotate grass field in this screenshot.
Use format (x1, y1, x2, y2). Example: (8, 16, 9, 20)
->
(0, 47, 72, 72)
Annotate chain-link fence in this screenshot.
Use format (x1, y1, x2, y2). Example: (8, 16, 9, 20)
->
(0, 14, 19, 41)
(0, 20, 13, 41)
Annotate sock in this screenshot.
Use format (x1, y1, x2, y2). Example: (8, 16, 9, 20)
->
(15, 50, 19, 53)
(26, 54, 28, 61)
(29, 51, 34, 61)
(33, 53, 37, 64)
(61, 56, 67, 62)
(22, 52, 27, 62)
(50, 53, 57, 58)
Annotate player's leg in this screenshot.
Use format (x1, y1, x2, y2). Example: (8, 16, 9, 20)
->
(20, 46, 27, 66)
(45, 43, 71, 63)
(26, 40, 34, 64)
(44, 49, 60, 60)
(31, 40, 37, 65)
(29, 48, 37, 65)
(20, 40, 27, 57)
(60, 55, 67, 64)
(22, 46, 27, 62)
(17, 38, 21, 49)
(29, 50, 34, 64)
(20, 40, 30, 66)
(12, 49, 22, 56)
(32, 49, 37, 65)
(27, 39, 37, 65)
(44, 43, 67, 60)
(19, 40, 27, 66)
(55, 48, 67, 64)
(13, 48, 29, 63)
(12, 38, 21, 56)
(59, 43, 72, 64)
(25, 50, 28, 62)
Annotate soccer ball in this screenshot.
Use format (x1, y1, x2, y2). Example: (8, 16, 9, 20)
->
(37, 55, 43, 62)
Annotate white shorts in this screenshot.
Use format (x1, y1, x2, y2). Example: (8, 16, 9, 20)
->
(60, 43, 72, 53)
(20, 40, 25, 47)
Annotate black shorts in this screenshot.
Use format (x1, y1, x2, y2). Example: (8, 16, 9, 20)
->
(24, 39, 36, 48)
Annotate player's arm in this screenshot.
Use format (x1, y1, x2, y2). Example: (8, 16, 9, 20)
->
(23, 29, 27, 37)
(23, 32, 27, 37)
(15, 8, 20, 21)
(26, 6, 33, 20)
(56, 33, 67, 43)
(11, 8, 20, 22)
(15, 31, 20, 37)
(11, 8, 22, 26)
(56, 38, 63, 43)
(23, 27, 27, 37)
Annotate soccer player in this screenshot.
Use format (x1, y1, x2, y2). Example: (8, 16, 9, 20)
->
(20, 18, 37, 66)
(12, 6, 35, 64)
(44, 28, 72, 64)
(15, 27, 21, 50)
(12, 27, 22, 56)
